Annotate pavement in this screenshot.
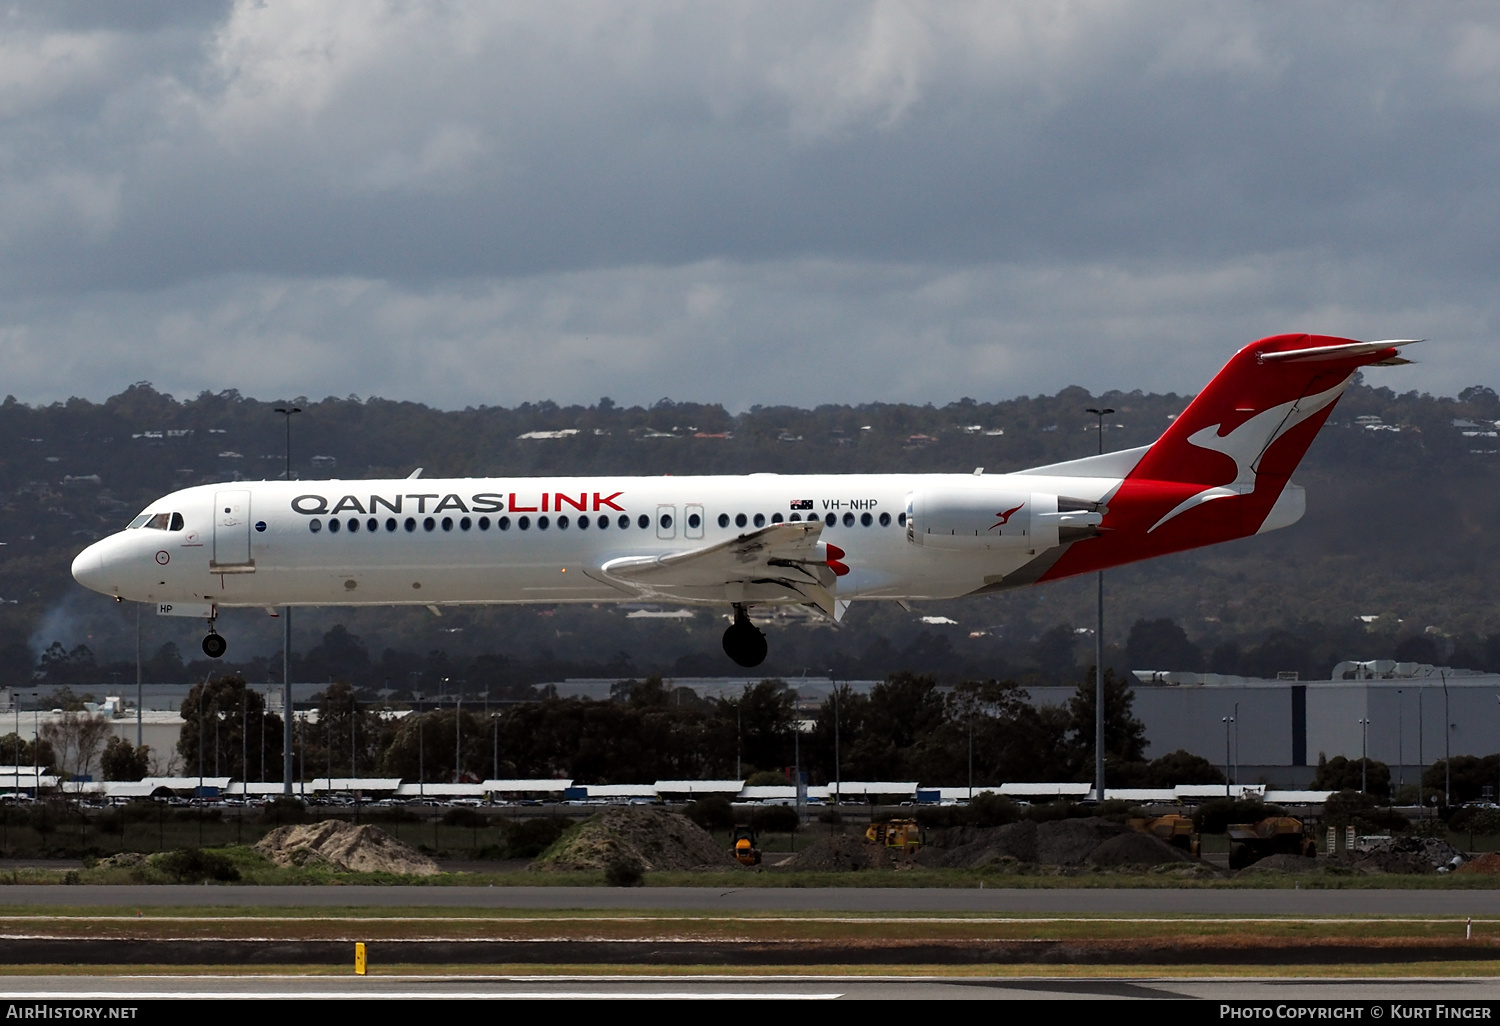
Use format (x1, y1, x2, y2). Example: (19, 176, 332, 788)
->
(1, 885, 1499, 914)
(2, 974, 1500, 1000)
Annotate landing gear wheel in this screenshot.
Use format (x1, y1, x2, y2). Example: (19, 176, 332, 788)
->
(722, 605, 767, 668)
(202, 632, 227, 659)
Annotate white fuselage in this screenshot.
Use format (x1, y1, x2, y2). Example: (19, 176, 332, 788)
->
(70, 472, 1122, 611)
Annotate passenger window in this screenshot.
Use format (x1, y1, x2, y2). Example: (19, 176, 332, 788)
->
(538, 515, 550, 529)
(861, 512, 872, 527)
(405, 517, 416, 532)
(717, 513, 729, 528)
(825, 513, 836, 527)
(597, 515, 609, 529)
(460, 517, 471, 531)
(659, 513, 672, 530)
(771, 513, 783, 524)
(309, 519, 322, 533)
(386, 518, 398, 532)
(879, 512, 891, 527)
(789, 513, 801, 522)
(478, 517, 490, 530)
(499, 516, 511, 530)
(898, 512, 907, 526)
(557, 515, 569, 529)
(637, 514, 649, 529)
(367, 518, 377, 532)
(441, 517, 453, 531)
(423, 517, 435, 531)
(518, 516, 530, 530)
(842, 512, 855, 527)
(329, 519, 341, 534)
(735, 513, 747, 528)
(618, 514, 629, 529)
(169, 513, 185, 531)
(753, 513, 765, 527)
(687, 513, 700, 529)
(577, 515, 588, 530)
(348, 518, 360, 533)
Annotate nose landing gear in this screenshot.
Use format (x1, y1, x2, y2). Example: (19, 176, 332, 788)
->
(202, 617, 227, 659)
(721, 604, 767, 668)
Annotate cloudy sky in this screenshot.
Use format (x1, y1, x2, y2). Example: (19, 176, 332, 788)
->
(0, 1, 1495, 411)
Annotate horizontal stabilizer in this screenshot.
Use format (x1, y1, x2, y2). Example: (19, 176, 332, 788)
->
(1258, 339, 1422, 364)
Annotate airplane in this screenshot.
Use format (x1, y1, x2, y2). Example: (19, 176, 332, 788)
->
(70, 333, 1418, 668)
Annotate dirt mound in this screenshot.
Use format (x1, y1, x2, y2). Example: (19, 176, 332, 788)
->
(1339, 836, 1463, 875)
(255, 820, 440, 875)
(529, 806, 737, 872)
(1085, 831, 1194, 867)
(776, 834, 900, 872)
(1035, 817, 1132, 865)
(1457, 852, 1500, 875)
(918, 821, 1038, 869)
(1239, 853, 1321, 874)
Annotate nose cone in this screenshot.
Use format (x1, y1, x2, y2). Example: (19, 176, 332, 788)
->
(71, 542, 111, 595)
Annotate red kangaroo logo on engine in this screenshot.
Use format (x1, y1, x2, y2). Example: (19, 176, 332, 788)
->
(989, 504, 1024, 531)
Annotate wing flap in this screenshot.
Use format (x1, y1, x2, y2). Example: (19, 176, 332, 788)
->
(598, 521, 845, 617)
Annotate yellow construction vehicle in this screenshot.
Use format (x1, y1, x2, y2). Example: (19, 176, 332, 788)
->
(1226, 816, 1318, 869)
(1128, 814, 1200, 855)
(732, 827, 761, 866)
(864, 818, 923, 851)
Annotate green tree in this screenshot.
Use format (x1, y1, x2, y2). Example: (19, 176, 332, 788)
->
(1066, 667, 1147, 783)
(101, 737, 151, 781)
(0, 733, 56, 772)
(717, 681, 794, 776)
(177, 675, 285, 780)
(1312, 754, 1390, 801)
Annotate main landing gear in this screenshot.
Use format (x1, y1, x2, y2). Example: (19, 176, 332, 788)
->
(202, 616, 227, 659)
(722, 604, 767, 668)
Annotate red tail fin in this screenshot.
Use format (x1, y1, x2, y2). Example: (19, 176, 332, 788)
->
(1039, 334, 1415, 580)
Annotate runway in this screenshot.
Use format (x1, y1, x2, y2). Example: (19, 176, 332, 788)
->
(1, 885, 1499, 915)
(2, 974, 1500, 1001)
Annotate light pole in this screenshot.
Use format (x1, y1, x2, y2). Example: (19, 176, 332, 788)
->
(1397, 689, 1405, 795)
(1443, 670, 1451, 805)
(1359, 717, 1371, 794)
(1222, 714, 1234, 798)
(1233, 701, 1239, 787)
(274, 404, 300, 795)
(830, 669, 840, 809)
(135, 604, 142, 748)
(1086, 406, 1114, 801)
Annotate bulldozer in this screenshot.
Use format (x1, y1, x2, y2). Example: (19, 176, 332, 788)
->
(1128, 814, 1200, 855)
(732, 827, 762, 866)
(1226, 816, 1318, 869)
(864, 818, 923, 851)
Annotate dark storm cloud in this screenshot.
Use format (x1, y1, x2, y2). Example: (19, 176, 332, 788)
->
(0, 2, 1495, 406)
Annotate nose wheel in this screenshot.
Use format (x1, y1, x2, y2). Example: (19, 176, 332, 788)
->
(721, 604, 767, 668)
(202, 625, 227, 659)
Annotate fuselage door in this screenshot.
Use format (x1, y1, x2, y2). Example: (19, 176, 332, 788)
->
(212, 489, 254, 570)
(684, 504, 705, 540)
(656, 504, 677, 540)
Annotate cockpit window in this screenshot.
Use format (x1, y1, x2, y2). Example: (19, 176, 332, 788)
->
(135, 512, 184, 531)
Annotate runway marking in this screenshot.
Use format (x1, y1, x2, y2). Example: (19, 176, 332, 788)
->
(0, 989, 842, 1000)
(2, 915, 1495, 924)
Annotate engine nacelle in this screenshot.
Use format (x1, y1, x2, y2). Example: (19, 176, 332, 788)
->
(904, 489, 1102, 552)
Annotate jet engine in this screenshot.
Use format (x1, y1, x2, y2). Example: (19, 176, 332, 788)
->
(904, 489, 1103, 553)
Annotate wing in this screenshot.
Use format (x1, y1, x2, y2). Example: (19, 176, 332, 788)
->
(591, 521, 850, 620)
